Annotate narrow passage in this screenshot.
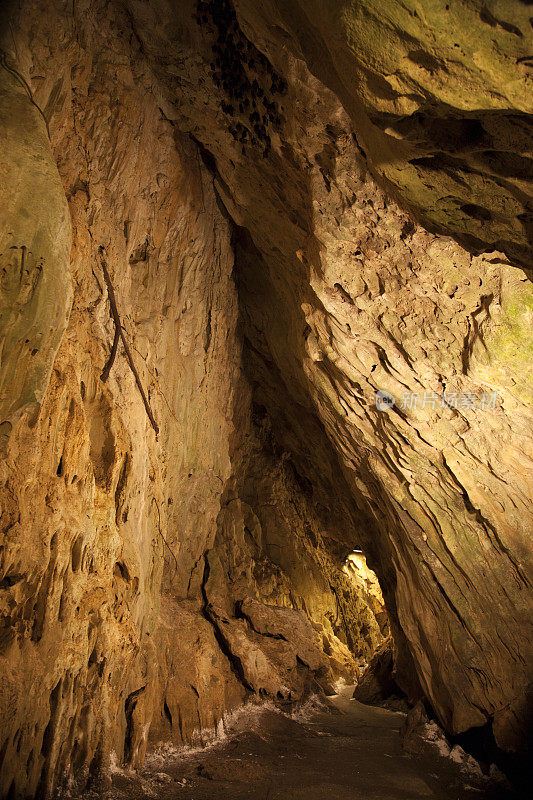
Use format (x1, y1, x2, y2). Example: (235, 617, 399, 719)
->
(103, 687, 512, 800)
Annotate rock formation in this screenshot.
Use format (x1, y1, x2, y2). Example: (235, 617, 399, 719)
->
(0, 0, 531, 797)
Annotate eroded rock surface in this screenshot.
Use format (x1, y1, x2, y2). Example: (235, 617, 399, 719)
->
(353, 639, 408, 711)
(0, 64, 71, 436)
(236, 0, 533, 269)
(0, 0, 531, 797)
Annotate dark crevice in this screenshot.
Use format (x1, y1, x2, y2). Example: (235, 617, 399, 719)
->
(200, 553, 254, 692)
(124, 686, 146, 764)
(163, 699, 173, 728)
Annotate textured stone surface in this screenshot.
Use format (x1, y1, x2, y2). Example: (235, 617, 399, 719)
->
(353, 639, 408, 711)
(0, 4, 378, 796)
(236, 0, 533, 269)
(0, 0, 531, 797)
(0, 64, 72, 434)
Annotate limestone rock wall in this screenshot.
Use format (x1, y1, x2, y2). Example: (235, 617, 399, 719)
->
(0, 10, 245, 791)
(113, 0, 531, 751)
(236, 0, 533, 269)
(0, 0, 531, 797)
(0, 64, 72, 439)
(0, 3, 377, 796)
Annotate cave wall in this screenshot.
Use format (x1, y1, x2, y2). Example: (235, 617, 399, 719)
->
(235, 0, 533, 269)
(0, 12, 245, 791)
(0, 63, 72, 439)
(0, 0, 532, 797)
(230, 10, 531, 753)
(0, 3, 373, 796)
(119, 0, 531, 749)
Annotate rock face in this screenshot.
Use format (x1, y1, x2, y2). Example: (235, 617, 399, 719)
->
(0, 0, 531, 797)
(353, 639, 408, 711)
(235, 0, 533, 270)
(0, 63, 72, 438)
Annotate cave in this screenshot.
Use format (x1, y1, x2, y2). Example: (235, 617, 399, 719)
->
(0, 0, 531, 798)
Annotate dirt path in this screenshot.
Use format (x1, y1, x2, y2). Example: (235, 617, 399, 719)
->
(100, 688, 516, 800)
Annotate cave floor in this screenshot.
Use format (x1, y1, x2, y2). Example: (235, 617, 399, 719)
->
(102, 687, 513, 800)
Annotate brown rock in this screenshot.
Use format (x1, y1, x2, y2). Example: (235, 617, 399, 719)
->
(353, 639, 408, 711)
(0, 1, 531, 797)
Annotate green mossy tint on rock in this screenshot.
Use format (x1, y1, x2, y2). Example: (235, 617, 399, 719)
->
(237, 0, 533, 269)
